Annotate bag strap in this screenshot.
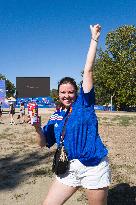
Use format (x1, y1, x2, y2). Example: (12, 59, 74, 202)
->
(60, 107, 72, 143)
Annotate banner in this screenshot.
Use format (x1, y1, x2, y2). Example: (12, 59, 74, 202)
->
(0, 80, 6, 102)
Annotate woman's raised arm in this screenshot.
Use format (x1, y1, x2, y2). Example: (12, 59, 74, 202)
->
(82, 24, 101, 93)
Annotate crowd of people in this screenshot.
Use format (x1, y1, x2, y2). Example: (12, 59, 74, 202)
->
(0, 101, 30, 125)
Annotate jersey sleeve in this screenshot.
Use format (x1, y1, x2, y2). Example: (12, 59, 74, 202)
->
(42, 116, 56, 148)
(79, 86, 95, 107)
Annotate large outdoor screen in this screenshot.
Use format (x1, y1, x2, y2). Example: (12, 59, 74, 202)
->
(16, 77, 50, 98)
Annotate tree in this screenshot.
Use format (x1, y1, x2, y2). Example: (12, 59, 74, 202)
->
(50, 89, 59, 102)
(94, 25, 136, 110)
(0, 74, 16, 98)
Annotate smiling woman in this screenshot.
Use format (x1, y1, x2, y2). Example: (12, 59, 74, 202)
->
(58, 78, 77, 108)
(31, 24, 110, 205)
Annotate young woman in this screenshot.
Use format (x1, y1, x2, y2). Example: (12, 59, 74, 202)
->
(33, 24, 111, 205)
(0, 101, 2, 120)
(9, 102, 16, 125)
(19, 102, 25, 123)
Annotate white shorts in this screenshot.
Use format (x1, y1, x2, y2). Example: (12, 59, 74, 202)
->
(56, 157, 111, 189)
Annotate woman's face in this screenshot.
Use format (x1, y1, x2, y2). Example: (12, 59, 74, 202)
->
(59, 83, 76, 108)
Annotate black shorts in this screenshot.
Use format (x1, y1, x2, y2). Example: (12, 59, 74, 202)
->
(10, 110, 15, 115)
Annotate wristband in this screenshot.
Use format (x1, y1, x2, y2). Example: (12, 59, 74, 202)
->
(91, 38, 98, 43)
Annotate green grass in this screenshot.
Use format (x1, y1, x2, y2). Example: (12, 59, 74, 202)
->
(118, 116, 132, 126)
(115, 116, 136, 126)
(98, 115, 136, 126)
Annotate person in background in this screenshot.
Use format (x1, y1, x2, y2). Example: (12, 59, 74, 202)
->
(9, 102, 16, 125)
(19, 102, 25, 123)
(0, 101, 3, 122)
(33, 24, 111, 205)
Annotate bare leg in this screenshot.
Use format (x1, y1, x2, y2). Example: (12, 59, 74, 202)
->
(22, 114, 25, 123)
(0, 113, 2, 119)
(20, 114, 23, 123)
(43, 179, 78, 205)
(85, 187, 108, 205)
(10, 114, 15, 124)
(10, 114, 13, 124)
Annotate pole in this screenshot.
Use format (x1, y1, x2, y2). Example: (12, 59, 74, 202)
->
(111, 95, 113, 111)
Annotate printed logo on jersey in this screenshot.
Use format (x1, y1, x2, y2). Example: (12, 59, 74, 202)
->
(54, 123, 58, 127)
(49, 113, 63, 121)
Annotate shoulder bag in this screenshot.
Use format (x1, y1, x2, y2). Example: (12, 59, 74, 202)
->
(52, 107, 72, 176)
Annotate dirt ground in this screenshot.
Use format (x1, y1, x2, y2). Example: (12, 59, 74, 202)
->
(0, 108, 136, 205)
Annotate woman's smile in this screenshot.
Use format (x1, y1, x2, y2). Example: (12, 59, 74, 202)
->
(59, 83, 76, 107)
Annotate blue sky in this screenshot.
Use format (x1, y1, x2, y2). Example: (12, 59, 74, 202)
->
(0, 0, 135, 89)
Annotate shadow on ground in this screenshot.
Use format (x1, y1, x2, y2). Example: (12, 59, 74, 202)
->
(0, 150, 55, 190)
(108, 183, 136, 205)
(0, 122, 4, 124)
(1, 152, 136, 205)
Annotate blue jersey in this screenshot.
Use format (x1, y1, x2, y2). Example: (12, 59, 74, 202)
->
(43, 86, 108, 166)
